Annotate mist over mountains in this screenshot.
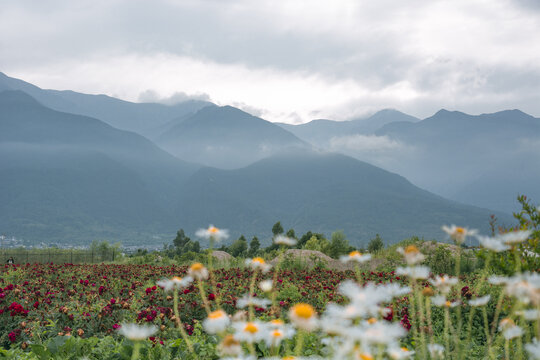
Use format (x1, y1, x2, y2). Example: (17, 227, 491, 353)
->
(1, 72, 534, 246)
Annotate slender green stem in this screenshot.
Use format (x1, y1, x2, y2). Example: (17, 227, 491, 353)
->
(415, 284, 427, 359)
(455, 247, 462, 356)
(173, 291, 194, 353)
(295, 330, 305, 356)
(490, 289, 506, 342)
(131, 341, 141, 360)
(247, 342, 256, 356)
(207, 237, 221, 307)
(466, 306, 475, 357)
(270, 247, 286, 315)
(248, 269, 258, 321)
(482, 307, 493, 360)
(197, 281, 211, 315)
(425, 297, 434, 345)
(409, 278, 419, 345)
(505, 339, 510, 360)
(444, 307, 451, 358)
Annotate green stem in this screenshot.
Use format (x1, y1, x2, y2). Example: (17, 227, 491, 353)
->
(248, 269, 258, 321)
(197, 281, 211, 315)
(173, 291, 194, 353)
(270, 247, 286, 315)
(131, 341, 141, 360)
(295, 330, 305, 356)
(415, 284, 427, 359)
(466, 306, 475, 357)
(426, 297, 434, 346)
(207, 237, 221, 307)
(505, 339, 510, 360)
(444, 307, 451, 358)
(490, 289, 506, 342)
(483, 307, 493, 360)
(409, 278, 419, 345)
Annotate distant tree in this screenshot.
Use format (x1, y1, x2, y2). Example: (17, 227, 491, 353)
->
(173, 229, 191, 250)
(328, 230, 350, 258)
(249, 236, 260, 256)
(229, 236, 248, 257)
(272, 221, 284, 236)
(286, 229, 296, 239)
(298, 231, 325, 248)
(303, 235, 330, 253)
(367, 234, 384, 253)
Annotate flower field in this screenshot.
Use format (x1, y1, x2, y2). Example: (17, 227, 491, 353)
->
(0, 220, 539, 359)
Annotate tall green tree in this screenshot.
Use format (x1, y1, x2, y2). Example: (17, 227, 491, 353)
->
(249, 236, 260, 256)
(229, 236, 248, 257)
(367, 234, 384, 253)
(328, 230, 350, 258)
(272, 221, 284, 236)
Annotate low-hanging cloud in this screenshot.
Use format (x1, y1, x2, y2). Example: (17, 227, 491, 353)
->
(328, 134, 416, 169)
(138, 89, 211, 104)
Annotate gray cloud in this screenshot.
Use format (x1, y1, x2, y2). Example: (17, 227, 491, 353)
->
(1, 0, 539, 122)
(138, 89, 211, 104)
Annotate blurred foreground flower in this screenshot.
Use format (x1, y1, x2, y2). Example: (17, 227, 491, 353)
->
(157, 276, 193, 292)
(274, 234, 297, 246)
(196, 225, 229, 242)
(340, 250, 372, 263)
(289, 303, 318, 331)
(189, 262, 209, 280)
(442, 225, 477, 244)
(118, 323, 157, 341)
(245, 257, 272, 273)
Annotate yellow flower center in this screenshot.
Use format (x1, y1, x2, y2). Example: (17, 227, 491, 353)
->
(252, 257, 265, 264)
(272, 329, 283, 338)
(445, 301, 452, 307)
(367, 317, 377, 324)
(401, 347, 408, 352)
(208, 310, 225, 319)
(349, 250, 362, 257)
(222, 334, 239, 347)
(456, 227, 465, 234)
(282, 357, 296, 360)
(359, 354, 374, 360)
(244, 322, 259, 334)
(271, 319, 284, 326)
(500, 318, 515, 328)
(172, 276, 183, 282)
(292, 303, 315, 319)
(209, 226, 219, 234)
(404, 245, 419, 254)
(190, 262, 204, 271)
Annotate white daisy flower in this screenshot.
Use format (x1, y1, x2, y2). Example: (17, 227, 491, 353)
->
(273, 234, 297, 246)
(430, 275, 458, 294)
(396, 266, 430, 280)
(263, 325, 295, 347)
(504, 272, 540, 305)
(259, 280, 273, 292)
(476, 235, 510, 252)
(157, 276, 193, 292)
(388, 346, 415, 359)
(203, 309, 230, 334)
(348, 321, 406, 345)
(245, 257, 272, 273)
(526, 338, 540, 359)
(432, 295, 460, 308)
(195, 225, 229, 242)
(428, 343, 445, 358)
(233, 321, 266, 343)
(188, 262, 209, 280)
(499, 318, 524, 340)
(289, 303, 318, 331)
(236, 294, 272, 309)
(516, 309, 540, 321)
(469, 295, 491, 307)
(497, 230, 532, 245)
(340, 250, 372, 263)
(488, 275, 510, 285)
(217, 334, 243, 357)
(442, 225, 477, 244)
(118, 323, 157, 341)
(397, 245, 425, 265)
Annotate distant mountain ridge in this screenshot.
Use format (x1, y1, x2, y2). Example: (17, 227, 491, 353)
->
(0, 72, 212, 136)
(277, 109, 419, 146)
(157, 105, 308, 169)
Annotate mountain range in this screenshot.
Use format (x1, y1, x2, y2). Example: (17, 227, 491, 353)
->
(0, 72, 530, 246)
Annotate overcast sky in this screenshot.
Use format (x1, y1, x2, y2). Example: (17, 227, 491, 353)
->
(1, 0, 540, 123)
